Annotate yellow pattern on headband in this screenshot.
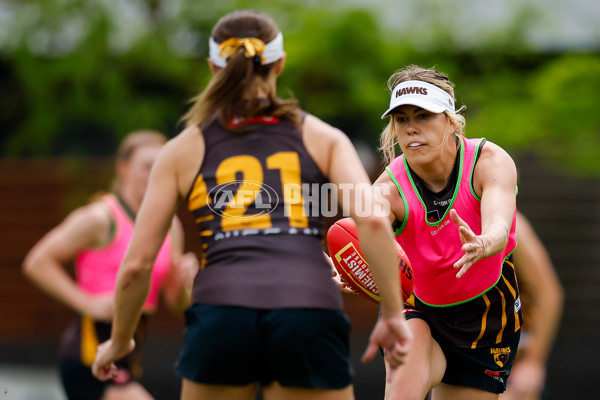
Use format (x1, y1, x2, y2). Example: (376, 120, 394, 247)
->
(218, 37, 266, 61)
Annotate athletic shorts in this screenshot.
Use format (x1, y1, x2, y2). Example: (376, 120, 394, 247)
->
(405, 309, 521, 394)
(58, 358, 134, 400)
(175, 304, 353, 389)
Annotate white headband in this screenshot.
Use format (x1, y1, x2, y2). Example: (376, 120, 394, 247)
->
(381, 80, 455, 119)
(209, 32, 284, 68)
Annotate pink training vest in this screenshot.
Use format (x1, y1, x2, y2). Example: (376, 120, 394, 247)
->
(386, 137, 517, 306)
(75, 194, 172, 312)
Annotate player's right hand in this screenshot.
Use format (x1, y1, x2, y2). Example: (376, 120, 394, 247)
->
(92, 338, 135, 381)
(362, 311, 413, 371)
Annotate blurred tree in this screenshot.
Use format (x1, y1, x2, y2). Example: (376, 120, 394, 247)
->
(0, 0, 201, 156)
(0, 0, 598, 175)
(528, 54, 600, 173)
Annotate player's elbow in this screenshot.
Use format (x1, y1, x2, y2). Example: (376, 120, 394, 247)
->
(552, 281, 565, 310)
(22, 250, 43, 279)
(22, 257, 34, 278)
(540, 275, 564, 315)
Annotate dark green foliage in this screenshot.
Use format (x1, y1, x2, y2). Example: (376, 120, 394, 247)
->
(1, 0, 598, 175)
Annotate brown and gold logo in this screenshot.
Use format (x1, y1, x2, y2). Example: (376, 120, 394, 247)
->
(490, 347, 511, 368)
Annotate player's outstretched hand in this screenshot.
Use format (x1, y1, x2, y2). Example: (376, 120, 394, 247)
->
(362, 311, 413, 371)
(92, 339, 135, 381)
(450, 209, 487, 278)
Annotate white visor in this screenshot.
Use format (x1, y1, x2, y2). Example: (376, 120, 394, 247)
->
(209, 32, 284, 68)
(381, 80, 455, 119)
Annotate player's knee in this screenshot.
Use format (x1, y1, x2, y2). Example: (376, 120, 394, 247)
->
(385, 358, 433, 400)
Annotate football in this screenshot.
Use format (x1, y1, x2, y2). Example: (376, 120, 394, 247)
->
(327, 217, 414, 304)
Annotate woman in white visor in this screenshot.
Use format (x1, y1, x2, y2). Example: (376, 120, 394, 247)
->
(374, 65, 522, 400)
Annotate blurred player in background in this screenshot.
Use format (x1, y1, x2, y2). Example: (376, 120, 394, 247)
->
(502, 212, 564, 400)
(92, 9, 412, 400)
(23, 130, 198, 400)
(375, 65, 521, 399)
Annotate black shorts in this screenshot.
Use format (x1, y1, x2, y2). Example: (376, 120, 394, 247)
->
(175, 304, 353, 389)
(405, 309, 521, 394)
(59, 358, 134, 400)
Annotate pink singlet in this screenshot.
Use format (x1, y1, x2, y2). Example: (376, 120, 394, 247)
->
(75, 194, 172, 312)
(386, 137, 517, 306)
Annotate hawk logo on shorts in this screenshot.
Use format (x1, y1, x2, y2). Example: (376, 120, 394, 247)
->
(490, 347, 511, 368)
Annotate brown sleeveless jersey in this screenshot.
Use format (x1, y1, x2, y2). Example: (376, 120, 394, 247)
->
(187, 116, 342, 310)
